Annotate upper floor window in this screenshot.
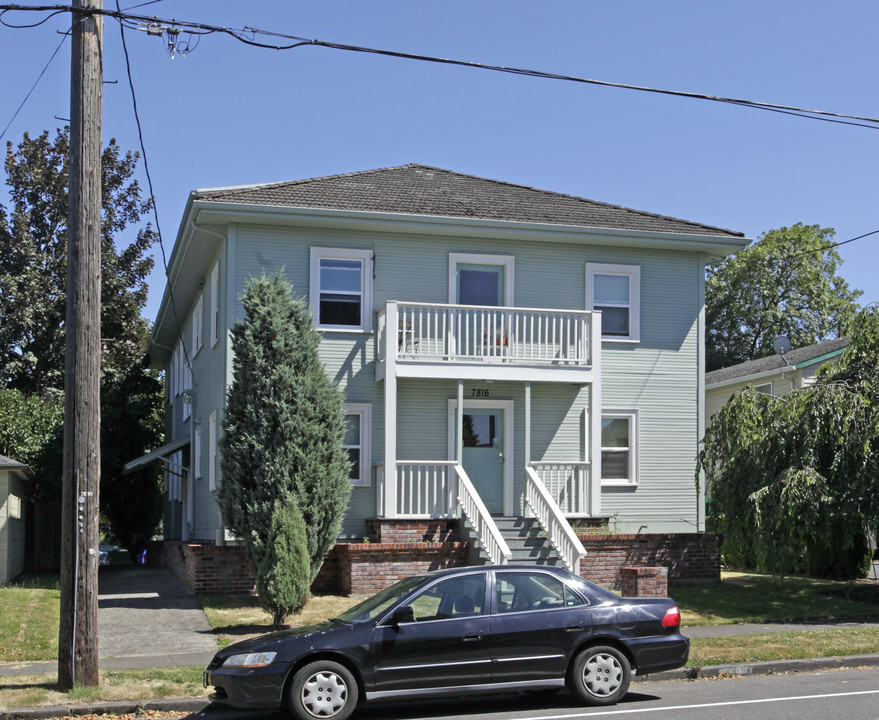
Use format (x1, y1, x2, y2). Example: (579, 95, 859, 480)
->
(344, 404, 371, 487)
(192, 294, 204, 357)
(449, 253, 515, 307)
(601, 409, 639, 485)
(310, 248, 373, 331)
(586, 263, 640, 342)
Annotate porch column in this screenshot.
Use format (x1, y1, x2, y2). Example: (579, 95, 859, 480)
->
(524, 381, 531, 467)
(383, 302, 398, 517)
(588, 312, 602, 516)
(456, 380, 464, 462)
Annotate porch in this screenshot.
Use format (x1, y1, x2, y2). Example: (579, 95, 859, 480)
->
(374, 301, 603, 575)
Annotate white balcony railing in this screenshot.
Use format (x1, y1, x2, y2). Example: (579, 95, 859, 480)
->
(529, 461, 592, 516)
(455, 465, 512, 566)
(525, 466, 587, 574)
(378, 302, 593, 366)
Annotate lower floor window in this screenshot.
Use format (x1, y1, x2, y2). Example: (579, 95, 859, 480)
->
(344, 404, 371, 486)
(601, 410, 638, 485)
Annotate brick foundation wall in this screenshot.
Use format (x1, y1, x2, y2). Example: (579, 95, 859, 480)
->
(162, 541, 256, 595)
(619, 566, 668, 597)
(578, 533, 720, 590)
(367, 519, 460, 544)
(339, 542, 471, 595)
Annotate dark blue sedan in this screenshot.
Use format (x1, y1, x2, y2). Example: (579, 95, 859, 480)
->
(204, 565, 688, 720)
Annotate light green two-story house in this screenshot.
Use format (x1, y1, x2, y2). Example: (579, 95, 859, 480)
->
(135, 164, 747, 580)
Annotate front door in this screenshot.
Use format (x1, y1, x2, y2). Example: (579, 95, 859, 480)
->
(449, 399, 513, 516)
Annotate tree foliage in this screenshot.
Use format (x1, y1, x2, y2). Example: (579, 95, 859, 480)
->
(256, 497, 311, 628)
(699, 306, 879, 578)
(0, 128, 163, 552)
(706, 224, 861, 371)
(0, 388, 62, 471)
(0, 128, 156, 396)
(219, 272, 351, 583)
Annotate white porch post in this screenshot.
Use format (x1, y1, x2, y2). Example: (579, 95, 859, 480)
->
(384, 302, 398, 518)
(525, 381, 531, 467)
(456, 380, 464, 463)
(588, 312, 602, 517)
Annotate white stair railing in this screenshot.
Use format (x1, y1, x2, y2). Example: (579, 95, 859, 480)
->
(529, 461, 592, 516)
(525, 466, 587, 574)
(455, 465, 512, 566)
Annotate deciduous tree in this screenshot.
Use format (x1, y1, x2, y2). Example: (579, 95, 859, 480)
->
(706, 224, 861, 372)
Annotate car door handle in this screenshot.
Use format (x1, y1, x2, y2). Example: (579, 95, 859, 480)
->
(565, 625, 584, 632)
(462, 633, 484, 641)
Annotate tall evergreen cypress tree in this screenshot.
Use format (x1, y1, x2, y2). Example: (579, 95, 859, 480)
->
(219, 272, 351, 581)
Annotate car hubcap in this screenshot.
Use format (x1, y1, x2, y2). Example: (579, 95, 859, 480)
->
(582, 653, 623, 697)
(301, 670, 348, 718)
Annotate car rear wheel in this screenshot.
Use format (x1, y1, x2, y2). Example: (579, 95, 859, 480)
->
(288, 660, 358, 720)
(568, 645, 631, 706)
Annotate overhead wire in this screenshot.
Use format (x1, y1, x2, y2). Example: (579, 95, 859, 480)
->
(0, 29, 67, 141)
(2, 3, 879, 130)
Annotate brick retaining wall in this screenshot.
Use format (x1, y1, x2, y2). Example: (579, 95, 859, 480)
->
(158, 530, 718, 596)
(578, 533, 720, 589)
(619, 566, 668, 597)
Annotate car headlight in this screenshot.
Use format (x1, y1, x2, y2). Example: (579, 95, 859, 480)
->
(222, 651, 277, 668)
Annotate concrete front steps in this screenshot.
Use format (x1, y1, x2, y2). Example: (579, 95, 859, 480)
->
(471, 516, 561, 566)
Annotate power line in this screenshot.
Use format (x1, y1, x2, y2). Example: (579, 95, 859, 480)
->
(3, 3, 879, 130)
(0, 29, 67, 141)
(787, 228, 879, 260)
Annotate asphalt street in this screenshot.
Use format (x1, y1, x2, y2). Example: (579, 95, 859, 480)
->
(159, 667, 879, 720)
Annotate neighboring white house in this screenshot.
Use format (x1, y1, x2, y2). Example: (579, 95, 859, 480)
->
(0, 454, 33, 585)
(705, 336, 850, 422)
(129, 164, 748, 572)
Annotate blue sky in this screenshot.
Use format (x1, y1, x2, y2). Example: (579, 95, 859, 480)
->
(2, 1, 878, 323)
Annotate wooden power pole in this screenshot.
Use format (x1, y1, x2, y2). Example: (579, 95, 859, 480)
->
(58, 0, 103, 690)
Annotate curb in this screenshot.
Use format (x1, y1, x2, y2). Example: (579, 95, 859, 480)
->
(637, 652, 879, 683)
(5, 654, 879, 719)
(1, 697, 209, 720)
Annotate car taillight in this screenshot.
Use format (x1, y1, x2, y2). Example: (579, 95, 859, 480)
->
(661, 606, 681, 627)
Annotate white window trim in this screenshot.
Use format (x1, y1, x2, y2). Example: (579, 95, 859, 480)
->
(208, 411, 217, 491)
(193, 424, 202, 479)
(210, 262, 220, 348)
(753, 382, 773, 395)
(600, 409, 639, 487)
(309, 247, 373, 332)
(192, 294, 204, 357)
(585, 263, 641, 343)
(448, 252, 515, 306)
(182, 354, 192, 422)
(344, 403, 372, 487)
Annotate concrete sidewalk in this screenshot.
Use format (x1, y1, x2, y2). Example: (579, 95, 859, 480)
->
(0, 566, 218, 678)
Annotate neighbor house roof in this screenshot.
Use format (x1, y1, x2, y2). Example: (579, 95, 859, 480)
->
(705, 336, 850, 388)
(0, 454, 35, 481)
(194, 164, 745, 239)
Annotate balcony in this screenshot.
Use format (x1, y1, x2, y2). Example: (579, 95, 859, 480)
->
(376, 301, 598, 383)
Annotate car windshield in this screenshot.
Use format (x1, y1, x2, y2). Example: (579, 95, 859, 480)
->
(334, 575, 425, 623)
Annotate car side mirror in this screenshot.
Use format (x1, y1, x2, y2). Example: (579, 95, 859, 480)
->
(390, 606, 415, 628)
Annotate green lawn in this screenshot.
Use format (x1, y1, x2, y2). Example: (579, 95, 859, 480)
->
(0, 576, 60, 663)
(674, 571, 879, 626)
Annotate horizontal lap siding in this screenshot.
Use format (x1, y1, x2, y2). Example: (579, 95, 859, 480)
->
(228, 225, 704, 537)
(600, 253, 700, 532)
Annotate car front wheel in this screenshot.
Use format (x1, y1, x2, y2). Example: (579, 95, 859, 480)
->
(568, 645, 631, 706)
(288, 660, 358, 720)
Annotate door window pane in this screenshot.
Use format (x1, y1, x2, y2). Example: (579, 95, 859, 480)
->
(463, 414, 497, 448)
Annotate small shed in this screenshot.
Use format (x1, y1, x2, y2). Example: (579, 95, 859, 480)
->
(0, 455, 34, 584)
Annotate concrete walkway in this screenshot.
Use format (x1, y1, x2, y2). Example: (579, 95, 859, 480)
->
(0, 566, 218, 678)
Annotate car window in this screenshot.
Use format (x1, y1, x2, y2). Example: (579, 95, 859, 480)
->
(407, 574, 486, 622)
(495, 572, 586, 613)
(336, 576, 425, 623)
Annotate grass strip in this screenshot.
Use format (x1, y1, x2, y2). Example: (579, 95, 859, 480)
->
(0, 578, 60, 663)
(688, 626, 879, 666)
(0, 667, 205, 711)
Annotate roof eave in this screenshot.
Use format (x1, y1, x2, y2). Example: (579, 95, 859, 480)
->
(192, 201, 751, 257)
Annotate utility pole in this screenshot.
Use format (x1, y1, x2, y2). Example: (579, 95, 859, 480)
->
(58, 0, 103, 690)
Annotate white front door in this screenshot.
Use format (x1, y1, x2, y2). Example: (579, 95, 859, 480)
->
(448, 399, 514, 516)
